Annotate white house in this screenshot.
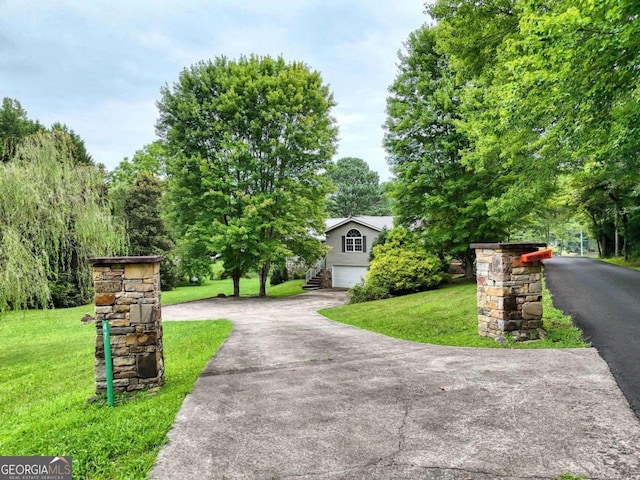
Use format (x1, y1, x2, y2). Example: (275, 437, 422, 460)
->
(305, 216, 394, 289)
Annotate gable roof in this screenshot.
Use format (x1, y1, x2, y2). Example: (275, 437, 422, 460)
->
(325, 216, 394, 233)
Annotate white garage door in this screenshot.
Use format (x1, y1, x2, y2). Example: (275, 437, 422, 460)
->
(332, 266, 369, 288)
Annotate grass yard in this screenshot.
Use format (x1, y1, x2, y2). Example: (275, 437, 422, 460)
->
(0, 272, 584, 479)
(265, 279, 307, 298)
(161, 278, 305, 305)
(601, 256, 640, 271)
(320, 280, 587, 349)
(0, 305, 231, 479)
(0, 277, 303, 478)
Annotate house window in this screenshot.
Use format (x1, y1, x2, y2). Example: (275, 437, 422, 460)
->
(345, 229, 364, 252)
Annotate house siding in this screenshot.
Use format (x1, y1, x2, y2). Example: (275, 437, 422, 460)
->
(325, 222, 380, 268)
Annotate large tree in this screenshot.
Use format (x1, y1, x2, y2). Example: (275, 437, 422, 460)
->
(0, 132, 124, 311)
(385, 25, 508, 276)
(429, 0, 640, 257)
(326, 157, 390, 217)
(157, 55, 338, 296)
(427, 0, 546, 228)
(484, 0, 640, 257)
(0, 98, 43, 162)
(107, 140, 169, 220)
(50, 122, 94, 166)
(124, 172, 178, 290)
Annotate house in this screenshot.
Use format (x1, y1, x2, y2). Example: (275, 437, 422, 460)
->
(305, 216, 394, 289)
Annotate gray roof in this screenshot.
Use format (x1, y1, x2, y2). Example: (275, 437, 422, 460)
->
(325, 216, 394, 233)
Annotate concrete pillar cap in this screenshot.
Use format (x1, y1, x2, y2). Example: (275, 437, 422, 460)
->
(87, 256, 163, 265)
(470, 242, 547, 250)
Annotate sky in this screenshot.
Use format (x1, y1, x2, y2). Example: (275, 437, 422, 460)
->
(1, 1, 431, 180)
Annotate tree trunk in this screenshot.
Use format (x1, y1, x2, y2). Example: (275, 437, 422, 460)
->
(622, 212, 629, 261)
(596, 238, 602, 258)
(463, 249, 475, 279)
(259, 259, 271, 297)
(232, 275, 240, 297)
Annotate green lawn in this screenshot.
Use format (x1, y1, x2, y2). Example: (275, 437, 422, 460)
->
(0, 274, 583, 479)
(0, 305, 231, 479)
(601, 257, 640, 271)
(319, 280, 587, 348)
(161, 278, 305, 305)
(0, 277, 304, 478)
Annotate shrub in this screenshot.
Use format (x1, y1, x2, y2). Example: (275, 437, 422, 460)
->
(365, 227, 444, 297)
(349, 281, 390, 304)
(48, 271, 91, 308)
(269, 263, 289, 286)
(369, 227, 389, 261)
(160, 256, 180, 291)
(292, 270, 306, 280)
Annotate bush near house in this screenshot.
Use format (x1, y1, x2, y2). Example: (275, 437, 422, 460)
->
(269, 263, 289, 286)
(350, 227, 445, 303)
(349, 281, 390, 304)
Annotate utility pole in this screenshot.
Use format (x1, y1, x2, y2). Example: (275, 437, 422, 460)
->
(615, 209, 620, 257)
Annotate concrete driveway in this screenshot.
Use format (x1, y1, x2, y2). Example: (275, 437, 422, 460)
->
(151, 290, 640, 479)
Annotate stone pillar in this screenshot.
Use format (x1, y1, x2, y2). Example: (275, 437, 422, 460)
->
(320, 269, 332, 289)
(88, 256, 164, 394)
(470, 243, 547, 341)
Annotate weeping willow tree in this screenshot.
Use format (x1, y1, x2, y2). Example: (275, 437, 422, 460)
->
(0, 132, 125, 311)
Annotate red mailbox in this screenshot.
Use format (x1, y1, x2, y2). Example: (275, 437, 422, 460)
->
(520, 248, 553, 263)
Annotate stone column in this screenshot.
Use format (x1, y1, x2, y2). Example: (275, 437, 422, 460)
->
(470, 243, 547, 341)
(320, 269, 332, 289)
(88, 256, 164, 394)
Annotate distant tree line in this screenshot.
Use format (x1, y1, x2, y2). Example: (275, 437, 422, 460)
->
(1, 98, 93, 165)
(325, 157, 390, 217)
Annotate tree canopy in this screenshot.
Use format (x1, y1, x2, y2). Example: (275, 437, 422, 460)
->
(1, 98, 93, 166)
(385, 0, 640, 262)
(107, 140, 169, 221)
(157, 55, 338, 296)
(326, 157, 390, 217)
(385, 24, 509, 275)
(123, 172, 178, 290)
(0, 98, 43, 162)
(0, 132, 124, 311)
(50, 122, 94, 166)
(108, 140, 167, 188)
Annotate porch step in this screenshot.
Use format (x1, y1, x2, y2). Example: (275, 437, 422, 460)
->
(302, 275, 322, 290)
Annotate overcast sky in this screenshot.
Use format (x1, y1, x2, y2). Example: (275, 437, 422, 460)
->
(1, 1, 430, 179)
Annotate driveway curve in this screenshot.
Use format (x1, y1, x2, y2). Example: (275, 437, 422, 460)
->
(151, 290, 640, 480)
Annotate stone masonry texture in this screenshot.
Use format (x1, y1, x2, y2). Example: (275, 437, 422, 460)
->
(89, 256, 164, 393)
(471, 243, 546, 341)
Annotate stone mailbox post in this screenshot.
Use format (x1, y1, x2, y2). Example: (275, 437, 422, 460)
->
(88, 256, 164, 394)
(470, 243, 547, 341)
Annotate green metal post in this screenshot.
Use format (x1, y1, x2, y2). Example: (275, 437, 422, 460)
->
(102, 320, 115, 407)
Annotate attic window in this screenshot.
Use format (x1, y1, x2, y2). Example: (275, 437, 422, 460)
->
(344, 228, 365, 252)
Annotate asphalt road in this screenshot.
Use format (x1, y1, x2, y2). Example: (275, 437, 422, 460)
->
(544, 256, 640, 417)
